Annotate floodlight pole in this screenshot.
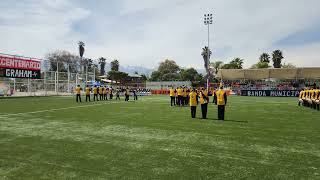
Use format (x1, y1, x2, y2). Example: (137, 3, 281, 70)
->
(204, 13, 213, 91)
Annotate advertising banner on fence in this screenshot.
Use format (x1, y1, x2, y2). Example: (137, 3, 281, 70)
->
(0, 55, 41, 70)
(1, 68, 41, 79)
(241, 90, 300, 97)
(0, 55, 41, 79)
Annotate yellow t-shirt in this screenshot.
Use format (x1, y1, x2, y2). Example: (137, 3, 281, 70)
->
(310, 90, 315, 100)
(169, 89, 175, 97)
(189, 92, 197, 106)
(199, 91, 208, 104)
(75, 87, 81, 94)
(299, 91, 304, 99)
(85, 87, 91, 95)
(183, 89, 187, 97)
(177, 88, 183, 96)
(216, 90, 226, 105)
(316, 90, 320, 100)
(93, 88, 98, 94)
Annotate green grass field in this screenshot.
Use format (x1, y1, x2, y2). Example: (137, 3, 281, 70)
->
(0, 95, 319, 179)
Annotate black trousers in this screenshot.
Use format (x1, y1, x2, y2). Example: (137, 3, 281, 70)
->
(116, 95, 120, 100)
(218, 105, 225, 120)
(86, 95, 90, 102)
(170, 96, 175, 106)
(176, 97, 179, 105)
(185, 96, 188, 105)
(76, 94, 81, 102)
(110, 94, 113, 99)
(125, 95, 129, 101)
(177, 96, 181, 106)
(201, 103, 208, 119)
(134, 95, 138, 100)
(190, 106, 197, 118)
(94, 94, 98, 101)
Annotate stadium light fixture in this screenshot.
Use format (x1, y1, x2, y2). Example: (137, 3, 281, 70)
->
(204, 13, 213, 90)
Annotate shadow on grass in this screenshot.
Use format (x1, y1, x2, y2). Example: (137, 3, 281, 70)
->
(197, 117, 248, 123)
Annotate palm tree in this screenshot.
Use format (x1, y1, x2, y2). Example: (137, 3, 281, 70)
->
(230, 57, 244, 69)
(98, 57, 106, 75)
(201, 46, 212, 77)
(259, 53, 270, 63)
(78, 41, 85, 73)
(111, 59, 120, 71)
(78, 41, 85, 58)
(272, 50, 283, 68)
(210, 61, 224, 75)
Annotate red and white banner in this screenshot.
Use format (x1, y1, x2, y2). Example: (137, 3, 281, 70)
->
(0, 55, 41, 70)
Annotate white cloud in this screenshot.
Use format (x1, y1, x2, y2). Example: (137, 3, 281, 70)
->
(0, 0, 320, 69)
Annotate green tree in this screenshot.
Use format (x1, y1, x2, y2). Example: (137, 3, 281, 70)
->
(140, 74, 148, 82)
(111, 60, 119, 71)
(150, 71, 161, 81)
(180, 68, 198, 81)
(210, 61, 224, 75)
(251, 61, 270, 69)
(259, 53, 270, 63)
(107, 70, 128, 84)
(221, 58, 244, 69)
(158, 59, 180, 75)
(46, 50, 79, 72)
(150, 59, 180, 81)
(98, 57, 106, 75)
(272, 50, 283, 68)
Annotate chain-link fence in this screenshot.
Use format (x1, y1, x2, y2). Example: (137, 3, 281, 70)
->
(0, 71, 96, 97)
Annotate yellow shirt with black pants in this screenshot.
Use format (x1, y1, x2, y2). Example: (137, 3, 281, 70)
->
(103, 88, 108, 100)
(183, 88, 187, 106)
(315, 89, 320, 111)
(298, 90, 304, 106)
(85, 87, 91, 102)
(75, 86, 82, 103)
(99, 87, 104, 101)
(200, 90, 209, 119)
(311, 89, 317, 109)
(215, 88, 228, 120)
(169, 88, 176, 106)
(93, 87, 99, 101)
(177, 88, 183, 106)
(189, 91, 198, 118)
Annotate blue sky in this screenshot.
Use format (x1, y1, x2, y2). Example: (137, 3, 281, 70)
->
(1, 0, 320, 69)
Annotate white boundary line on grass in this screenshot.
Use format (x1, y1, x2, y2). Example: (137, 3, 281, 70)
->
(0, 101, 120, 117)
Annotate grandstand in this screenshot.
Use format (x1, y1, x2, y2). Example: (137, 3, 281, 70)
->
(216, 68, 320, 93)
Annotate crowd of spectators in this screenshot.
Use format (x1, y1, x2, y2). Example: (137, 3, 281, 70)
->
(221, 80, 319, 91)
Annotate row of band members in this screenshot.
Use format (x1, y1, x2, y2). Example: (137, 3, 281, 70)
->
(298, 88, 320, 110)
(169, 86, 227, 120)
(75, 85, 140, 102)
